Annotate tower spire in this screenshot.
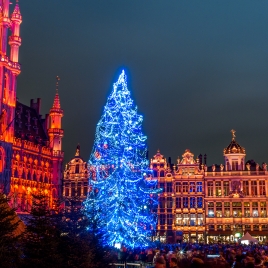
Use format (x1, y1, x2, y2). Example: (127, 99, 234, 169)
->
(56, 75, 60, 94)
(52, 76, 61, 109)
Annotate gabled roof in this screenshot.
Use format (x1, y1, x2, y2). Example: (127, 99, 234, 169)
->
(14, 101, 49, 146)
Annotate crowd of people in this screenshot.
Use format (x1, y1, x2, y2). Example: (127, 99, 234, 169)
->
(109, 242, 268, 268)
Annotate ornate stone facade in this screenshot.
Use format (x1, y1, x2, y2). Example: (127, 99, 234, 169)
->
(152, 131, 268, 243)
(0, 1, 22, 194)
(0, 2, 64, 211)
(63, 145, 88, 208)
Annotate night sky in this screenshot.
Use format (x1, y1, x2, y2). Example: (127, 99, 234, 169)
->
(17, 1, 268, 166)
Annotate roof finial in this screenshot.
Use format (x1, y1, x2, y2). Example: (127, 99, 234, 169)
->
(231, 129, 236, 141)
(56, 76, 60, 93)
(75, 144, 80, 157)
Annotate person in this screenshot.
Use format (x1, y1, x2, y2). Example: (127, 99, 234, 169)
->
(155, 256, 166, 268)
(169, 257, 179, 268)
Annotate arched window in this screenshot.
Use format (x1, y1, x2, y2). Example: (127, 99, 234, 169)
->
(75, 164, 79, 173)
(14, 168, 19, 178)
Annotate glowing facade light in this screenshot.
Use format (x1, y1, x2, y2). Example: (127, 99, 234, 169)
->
(84, 70, 160, 248)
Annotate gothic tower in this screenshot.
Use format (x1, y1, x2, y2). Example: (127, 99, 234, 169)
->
(48, 77, 64, 198)
(0, 1, 21, 193)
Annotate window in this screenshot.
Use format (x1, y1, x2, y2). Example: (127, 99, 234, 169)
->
(253, 225, 259, 231)
(208, 182, 213, 196)
(260, 181, 266, 196)
(225, 225, 231, 230)
(182, 182, 188, 193)
(83, 182, 88, 195)
(77, 182, 81, 196)
(262, 225, 268, 230)
(252, 202, 258, 217)
(167, 197, 173, 208)
(189, 182, 195, 193)
(223, 181, 229, 196)
(208, 202, 214, 217)
(251, 181, 257, 196)
(233, 202, 242, 217)
(175, 182, 181, 193)
(197, 197, 203, 208)
(160, 170, 165, 177)
(209, 225, 214, 230)
(166, 182, 172, 193)
(244, 225, 251, 230)
(75, 164, 79, 173)
(65, 184, 70, 196)
(224, 202, 230, 217)
(175, 214, 182, 225)
(244, 202, 250, 217)
(160, 183, 165, 192)
(190, 214, 196, 226)
(261, 202, 266, 217)
(183, 197, 188, 208)
(196, 182, 202, 192)
(197, 214, 203, 225)
(183, 214, 189, 226)
(216, 202, 222, 217)
(167, 214, 173, 225)
(159, 197, 165, 209)
(71, 183, 75, 196)
(215, 181, 222, 196)
(176, 197, 181, 208)
(243, 181, 249, 196)
(232, 160, 238, 170)
(153, 170, 158, 177)
(159, 214, 165, 225)
(190, 197, 196, 208)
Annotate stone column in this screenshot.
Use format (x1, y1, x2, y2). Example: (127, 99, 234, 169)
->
(249, 181, 252, 196)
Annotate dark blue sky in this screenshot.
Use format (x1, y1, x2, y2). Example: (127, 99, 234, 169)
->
(17, 0, 268, 166)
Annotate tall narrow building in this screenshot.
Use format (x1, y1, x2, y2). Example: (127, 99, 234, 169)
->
(0, 1, 21, 193)
(48, 77, 64, 198)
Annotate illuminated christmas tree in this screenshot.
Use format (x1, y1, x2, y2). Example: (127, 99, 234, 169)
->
(84, 70, 160, 248)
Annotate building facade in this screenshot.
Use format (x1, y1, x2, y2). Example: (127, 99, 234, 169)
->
(0, 1, 64, 211)
(151, 149, 205, 243)
(152, 130, 268, 243)
(10, 94, 64, 212)
(63, 145, 89, 208)
(0, 1, 22, 194)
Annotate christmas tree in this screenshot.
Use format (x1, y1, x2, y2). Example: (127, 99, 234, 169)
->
(84, 70, 160, 248)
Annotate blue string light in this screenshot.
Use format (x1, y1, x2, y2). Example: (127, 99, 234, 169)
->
(84, 70, 160, 248)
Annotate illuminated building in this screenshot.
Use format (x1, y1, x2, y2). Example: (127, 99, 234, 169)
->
(0, 1, 64, 211)
(0, 1, 22, 194)
(152, 130, 268, 243)
(151, 150, 205, 243)
(205, 130, 268, 243)
(10, 92, 64, 212)
(63, 144, 89, 208)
